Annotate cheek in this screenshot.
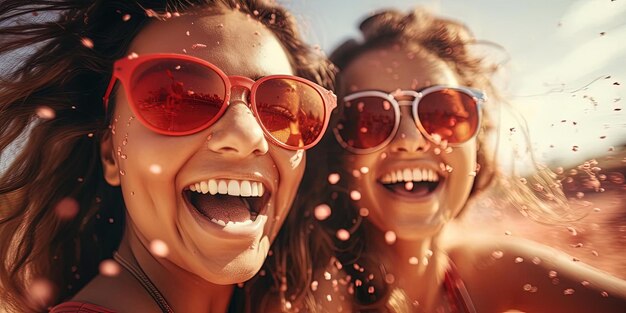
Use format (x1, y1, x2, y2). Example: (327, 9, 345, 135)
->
(111, 101, 201, 198)
(444, 145, 477, 207)
(271, 148, 305, 212)
(341, 154, 381, 214)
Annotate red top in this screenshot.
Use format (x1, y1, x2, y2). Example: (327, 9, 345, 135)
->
(49, 302, 116, 313)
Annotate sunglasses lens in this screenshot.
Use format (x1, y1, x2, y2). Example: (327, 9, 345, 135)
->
(256, 78, 325, 148)
(130, 59, 226, 133)
(417, 89, 478, 144)
(335, 96, 396, 150)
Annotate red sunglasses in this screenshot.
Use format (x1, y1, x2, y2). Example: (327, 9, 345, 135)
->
(103, 53, 337, 150)
(333, 86, 485, 154)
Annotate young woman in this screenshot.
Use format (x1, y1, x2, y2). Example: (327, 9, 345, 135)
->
(0, 0, 335, 312)
(292, 8, 626, 313)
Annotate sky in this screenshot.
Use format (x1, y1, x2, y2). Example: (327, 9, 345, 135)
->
(282, 0, 626, 170)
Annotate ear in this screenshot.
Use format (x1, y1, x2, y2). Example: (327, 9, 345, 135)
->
(100, 131, 121, 186)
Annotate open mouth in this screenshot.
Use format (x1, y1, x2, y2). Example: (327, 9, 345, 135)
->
(183, 179, 270, 226)
(378, 168, 442, 198)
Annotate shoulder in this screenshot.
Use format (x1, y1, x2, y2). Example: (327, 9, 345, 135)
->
(50, 301, 116, 313)
(446, 234, 626, 313)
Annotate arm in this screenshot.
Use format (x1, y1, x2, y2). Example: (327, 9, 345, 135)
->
(448, 234, 626, 313)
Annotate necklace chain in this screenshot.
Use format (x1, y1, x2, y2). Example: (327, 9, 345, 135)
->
(113, 252, 174, 313)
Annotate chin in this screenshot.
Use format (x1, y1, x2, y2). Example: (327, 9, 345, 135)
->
(202, 256, 265, 285)
(380, 214, 448, 240)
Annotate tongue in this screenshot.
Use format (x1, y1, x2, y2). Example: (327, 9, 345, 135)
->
(385, 182, 432, 197)
(193, 194, 251, 222)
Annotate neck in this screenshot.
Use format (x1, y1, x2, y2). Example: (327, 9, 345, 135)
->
(119, 228, 234, 313)
(371, 229, 448, 311)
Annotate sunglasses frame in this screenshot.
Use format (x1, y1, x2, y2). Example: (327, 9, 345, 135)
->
(333, 85, 485, 154)
(103, 53, 337, 150)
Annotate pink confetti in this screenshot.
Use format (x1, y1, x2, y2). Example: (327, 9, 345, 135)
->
(385, 231, 396, 244)
(336, 229, 350, 241)
(191, 43, 207, 49)
(54, 198, 79, 220)
(99, 259, 121, 277)
(81, 37, 94, 49)
(36, 106, 55, 120)
(314, 204, 331, 221)
(350, 190, 361, 201)
(150, 239, 169, 257)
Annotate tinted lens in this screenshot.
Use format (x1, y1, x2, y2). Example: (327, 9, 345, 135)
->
(417, 89, 478, 143)
(256, 78, 325, 148)
(130, 59, 226, 133)
(335, 96, 396, 150)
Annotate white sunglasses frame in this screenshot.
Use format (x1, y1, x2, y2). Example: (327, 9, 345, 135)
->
(333, 85, 486, 154)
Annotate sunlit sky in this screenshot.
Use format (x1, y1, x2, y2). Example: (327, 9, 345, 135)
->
(283, 0, 626, 169)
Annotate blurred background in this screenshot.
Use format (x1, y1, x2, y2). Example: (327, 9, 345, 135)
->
(281, 0, 626, 278)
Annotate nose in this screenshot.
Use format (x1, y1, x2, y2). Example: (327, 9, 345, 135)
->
(206, 85, 269, 156)
(389, 105, 430, 153)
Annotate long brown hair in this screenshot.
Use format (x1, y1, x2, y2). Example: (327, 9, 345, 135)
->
(298, 7, 570, 311)
(0, 1, 333, 312)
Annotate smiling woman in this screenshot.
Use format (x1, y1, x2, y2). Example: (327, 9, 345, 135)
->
(0, 0, 334, 312)
(290, 7, 626, 313)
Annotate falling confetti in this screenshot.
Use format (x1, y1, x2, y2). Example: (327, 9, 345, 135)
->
(191, 43, 207, 49)
(350, 190, 361, 201)
(28, 278, 54, 308)
(359, 208, 369, 216)
(54, 198, 79, 220)
(149, 164, 162, 174)
(491, 250, 504, 259)
(314, 204, 332, 221)
(99, 260, 121, 277)
(150, 239, 169, 257)
(385, 231, 397, 244)
(81, 37, 94, 49)
(36, 106, 55, 120)
(336, 229, 350, 241)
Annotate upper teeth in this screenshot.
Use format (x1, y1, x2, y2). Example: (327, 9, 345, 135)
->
(380, 168, 439, 184)
(189, 179, 265, 197)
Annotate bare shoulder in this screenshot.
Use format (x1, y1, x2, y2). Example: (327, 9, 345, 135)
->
(446, 234, 626, 313)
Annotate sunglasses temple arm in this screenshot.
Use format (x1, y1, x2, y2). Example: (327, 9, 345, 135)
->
(326, 91, 338, 111)
(102, 78, 118, 112)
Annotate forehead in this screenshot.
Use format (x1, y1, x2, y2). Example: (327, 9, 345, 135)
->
(128, 10, 293, 77)
(340, 45, 459, 94)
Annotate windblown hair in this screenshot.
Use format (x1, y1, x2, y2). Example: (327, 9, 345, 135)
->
(0, 0, 333, 312)
(293, 7, 571, 312)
